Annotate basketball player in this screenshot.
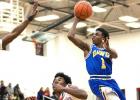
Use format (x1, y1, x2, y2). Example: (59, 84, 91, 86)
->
(67, 17, 126, 100)
(51, 72, 88, 100)
(0, 1, 38, 50)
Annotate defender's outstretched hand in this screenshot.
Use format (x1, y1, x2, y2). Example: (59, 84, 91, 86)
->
(1, 0, 38, 50)
(28, 0, 38, 21)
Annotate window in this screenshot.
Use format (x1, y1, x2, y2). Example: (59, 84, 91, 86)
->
(35, 42, 44, 56)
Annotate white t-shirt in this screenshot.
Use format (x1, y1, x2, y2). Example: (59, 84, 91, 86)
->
(63, 92, 82, 100)
(62, 85, 85, 100)
(0, 40, 2, 50)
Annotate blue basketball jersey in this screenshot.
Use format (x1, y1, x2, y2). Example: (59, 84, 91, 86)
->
(85, 44, 126, 100)
(85, 44, 112, 75)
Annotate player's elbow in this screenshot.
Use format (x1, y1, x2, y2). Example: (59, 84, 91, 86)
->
(114, 54, 118, 59)
(114, 52, 118, 58)
(81, 92, 88, 99)
(84, 93, 88, 99)
(67, 34, 74, 40)
(77, 90, 88, 99)
(111, 54, 118, 59)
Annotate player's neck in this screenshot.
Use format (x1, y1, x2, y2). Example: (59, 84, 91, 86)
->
(96, 44, 103, 48)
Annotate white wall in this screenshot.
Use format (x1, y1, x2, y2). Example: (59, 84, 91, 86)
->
(110, 32, 140, 100)
(0, 29, 140, 99)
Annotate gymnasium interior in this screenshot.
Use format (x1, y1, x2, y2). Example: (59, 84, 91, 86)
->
(0, 0, 140, 99)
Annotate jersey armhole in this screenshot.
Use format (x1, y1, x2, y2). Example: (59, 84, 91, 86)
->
(85, 44, 94, 60)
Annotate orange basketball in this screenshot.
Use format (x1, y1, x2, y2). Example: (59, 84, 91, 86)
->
(74, 1, 93, 20)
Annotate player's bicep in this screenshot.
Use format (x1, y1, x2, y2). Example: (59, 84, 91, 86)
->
(78, 41, 90, 51)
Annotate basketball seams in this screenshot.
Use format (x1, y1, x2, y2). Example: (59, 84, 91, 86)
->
(83, 3, 88, 18)
(74, 1, 92, 20)
(74, 2, 83, 19)
(79, 2, 88, 19)
(87, 4, 92, 17)
(79, 3, 85, 19)
(86, 3, 91, 17)
(85, 2, 93, 18)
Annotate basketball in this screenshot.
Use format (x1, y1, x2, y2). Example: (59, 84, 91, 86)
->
(74, 1, 93, 20)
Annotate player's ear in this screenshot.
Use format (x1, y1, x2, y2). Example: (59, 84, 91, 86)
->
(105, 37, 109, 42)
(102, 38, 105, 43)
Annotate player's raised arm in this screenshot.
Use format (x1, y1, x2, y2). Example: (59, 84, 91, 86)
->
(68, 1, 92, 53)
(2, 1, 38, 50)
(67, 17, 90, 52)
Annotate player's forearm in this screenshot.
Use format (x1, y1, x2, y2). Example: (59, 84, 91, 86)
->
(63, 87, 88, 99)
(11, 19, 31, 36)
(67, 18, 78, 38)
(2, 19, 31, 49)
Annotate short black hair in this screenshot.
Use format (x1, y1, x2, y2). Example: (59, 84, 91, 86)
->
(96, 28, 109, 39)
(54, 72, 72, 84)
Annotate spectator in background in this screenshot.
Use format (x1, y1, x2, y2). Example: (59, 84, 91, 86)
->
(0, 80, 8, 100)
(13, 84, 24, 100)
(37, 87, 44, 100)
(6, 83, 14, 100)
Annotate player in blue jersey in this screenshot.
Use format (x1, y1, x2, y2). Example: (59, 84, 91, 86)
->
(67, 17, 126, 100)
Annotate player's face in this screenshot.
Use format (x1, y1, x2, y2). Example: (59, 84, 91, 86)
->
(53, 76, 66, 87)
(92, 31, 104, 45)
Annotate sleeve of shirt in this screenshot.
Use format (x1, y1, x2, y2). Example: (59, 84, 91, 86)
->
(63, 92, 82, 100)
(63, 92, 73, 100)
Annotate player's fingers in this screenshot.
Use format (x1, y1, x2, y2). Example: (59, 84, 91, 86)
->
(32, 1, 38, 10)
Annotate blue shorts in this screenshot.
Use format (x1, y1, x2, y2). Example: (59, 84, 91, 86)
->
(88, 78, 126, 100)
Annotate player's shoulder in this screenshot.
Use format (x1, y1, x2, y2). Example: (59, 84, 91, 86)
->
(89, 44, 96, 51)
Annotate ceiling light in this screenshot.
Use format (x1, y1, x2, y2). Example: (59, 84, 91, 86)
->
(35, 15, 60, 21)
(64, 22, 87, 29)
(125, 22, 140, 28)
(119, 16, 138, 22)
(92, 6, 107, 13)
(87, 26, 100, 33)
(0, 2, 12, 9)
(87, 28, 96, 33)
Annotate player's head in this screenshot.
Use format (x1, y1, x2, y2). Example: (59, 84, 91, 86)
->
(52, 72, 72, 94)
(92, 28, 109, 45)
(53, 72, 72, 87)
